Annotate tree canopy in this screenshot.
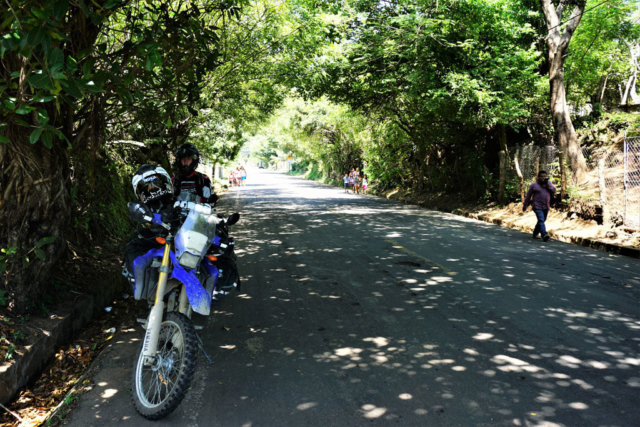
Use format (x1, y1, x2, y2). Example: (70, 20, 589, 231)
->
(1, 0, 639, 310)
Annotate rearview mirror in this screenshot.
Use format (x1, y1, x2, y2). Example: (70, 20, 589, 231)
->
(128, 202, 153, 223)
(226, 212, 240, 226)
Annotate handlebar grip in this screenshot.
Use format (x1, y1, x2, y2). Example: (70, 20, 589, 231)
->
(152, 213, 171, 230)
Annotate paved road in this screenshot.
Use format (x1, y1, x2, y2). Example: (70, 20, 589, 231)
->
(67, 170, 640, 427)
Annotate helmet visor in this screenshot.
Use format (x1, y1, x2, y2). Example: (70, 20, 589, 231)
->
(135, 174, 172, 203)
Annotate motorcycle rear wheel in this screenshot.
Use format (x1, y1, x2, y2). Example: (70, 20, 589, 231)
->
(131, 311, 197, 420)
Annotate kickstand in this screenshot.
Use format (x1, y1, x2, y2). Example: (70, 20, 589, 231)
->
(196, 333, 214, 365)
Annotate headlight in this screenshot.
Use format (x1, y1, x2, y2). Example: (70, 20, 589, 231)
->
(179, 252, 200, 269)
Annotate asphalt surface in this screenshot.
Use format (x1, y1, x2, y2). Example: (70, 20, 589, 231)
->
(67, 169, 640, 427)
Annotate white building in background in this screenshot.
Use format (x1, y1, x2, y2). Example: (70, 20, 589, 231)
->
(197, 159, 214, 178)
(214, 163, 225, 179)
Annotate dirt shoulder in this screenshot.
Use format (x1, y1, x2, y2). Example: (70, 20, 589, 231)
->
(379, 187, 640, 257)
(0, 241, 130, 426)
(290, 172, 640, 257)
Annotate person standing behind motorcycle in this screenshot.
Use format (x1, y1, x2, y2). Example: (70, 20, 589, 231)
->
(172, 143, 219, 205)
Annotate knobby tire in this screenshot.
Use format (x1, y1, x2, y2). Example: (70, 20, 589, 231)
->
(131, 312, 198, 420)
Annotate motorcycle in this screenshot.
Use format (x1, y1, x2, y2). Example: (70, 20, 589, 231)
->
(126, 199, 240, 419)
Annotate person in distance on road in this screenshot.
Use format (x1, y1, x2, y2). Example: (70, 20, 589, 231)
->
(362, 174, 368, 194)
(228, 170, 235, 188)
(349, 168, 355, 193)
(240, 166, 247, 186)
(172, 143, 219, 204)
(523, 170, 556, 242)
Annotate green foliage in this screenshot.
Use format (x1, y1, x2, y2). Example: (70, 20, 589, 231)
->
(305, 162, 324, 181)
(4, 344, 16, 360)
(289, 160, 310, 174)
(606, 112, 640, 132)
(12, 330, 25, 342)
(26, 298, 51, 317)
(0, 246, 17, 276)
(248, 96, 370, 181)
(251, 0, 549, 195)
(63, 392, 79, 406)
(0, 237, 55, 279)
(251, 0, 638, 199)
(565, 0, 640, 108)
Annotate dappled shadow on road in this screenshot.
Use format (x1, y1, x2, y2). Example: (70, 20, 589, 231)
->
(225, 172, 640, 426)
(67, 171, 640, 426)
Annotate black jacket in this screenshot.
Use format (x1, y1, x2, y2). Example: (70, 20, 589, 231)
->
(172, 171, 218, 204)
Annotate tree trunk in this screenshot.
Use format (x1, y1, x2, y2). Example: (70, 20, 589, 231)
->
(513, 147, 525, 202)
(621, 74, 637, 106)
(548, 47, 588, 183)
(498, 151, 508, 203)
(598, 158, 609, 226)
(591, 73, 609, 109)
(0, 128, 70, 313)
(540, 0, 588, 184)
(559, 150, 567, 201)
(497, 124, 509, 202)
(621, 41, 640, 106)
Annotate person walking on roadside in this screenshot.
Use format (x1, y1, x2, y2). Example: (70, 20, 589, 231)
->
(362, 175, 368, 194)
(354, 168, 361, 194)
(523, 170, 556, 242)
(228, 170, 235, 188)
(343, 173, 349, 193)
(240, 166, 247, 186)
(349, 168, 355, 193)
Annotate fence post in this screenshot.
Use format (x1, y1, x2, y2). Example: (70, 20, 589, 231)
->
(624, 131, 628, 227)
(498, 150, 507, 203)
(558, 151, 567, 202)
(598, 158, 609, 227)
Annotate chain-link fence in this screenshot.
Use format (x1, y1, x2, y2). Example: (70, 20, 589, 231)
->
(507, 146, 559, 182)
(505, 137, 640, 229)
(580, 137, 640, 229)
(506, 146, 559, 198)
(624, 135, 640, 228)
(602, 150, 626, 226)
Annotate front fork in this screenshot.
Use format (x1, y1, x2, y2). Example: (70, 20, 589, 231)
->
(142, 241, 172, 364)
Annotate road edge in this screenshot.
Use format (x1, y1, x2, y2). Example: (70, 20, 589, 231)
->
(0, 270, 125, 406)
(286, 172, 640, 260)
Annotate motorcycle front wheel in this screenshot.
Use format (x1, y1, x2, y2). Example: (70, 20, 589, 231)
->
(131, 311, 197, 420)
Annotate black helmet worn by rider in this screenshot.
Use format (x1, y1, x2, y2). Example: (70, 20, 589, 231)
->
(175, 143, 200, 176)
(172, 143, 218, 205)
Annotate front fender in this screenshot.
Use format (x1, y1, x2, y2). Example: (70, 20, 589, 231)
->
(132, 248, 214, 315)
(169, 252, 212, 315)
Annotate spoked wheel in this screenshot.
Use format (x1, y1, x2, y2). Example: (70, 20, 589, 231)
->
(131, 312, 197, 420)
